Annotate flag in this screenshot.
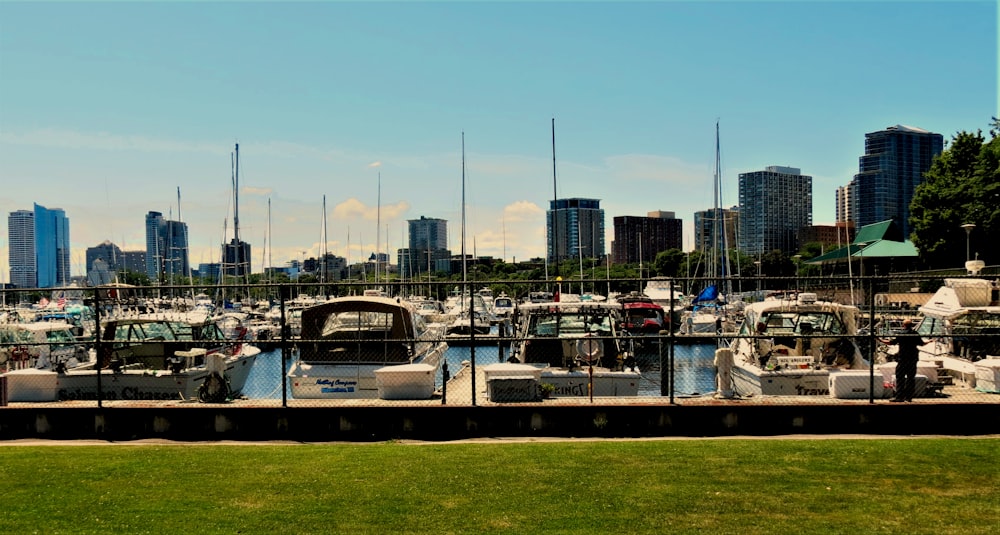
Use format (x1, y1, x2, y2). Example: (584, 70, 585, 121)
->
(57, 297, 66, 309)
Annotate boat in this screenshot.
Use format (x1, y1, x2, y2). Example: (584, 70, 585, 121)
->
(445, 132, 494, 337)
(616, 292, 666, 335)
(492, 293, 515, 320)
(680, 285, 736, 335)
(411, 298, 452, 325)
(681, 121, 739, 336)
(1, 312, 260, 403)
(727, 292, 869, 396)
(907, 260, 1000, 389)
(446, 293, 495, 335)
(287, 295, 447, 399)
(0, 321, 93, 372)
(502, 300, 641, 398)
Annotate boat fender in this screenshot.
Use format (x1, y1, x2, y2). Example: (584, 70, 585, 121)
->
(198, 372, 231, 403)
(575, 334, 604, 365)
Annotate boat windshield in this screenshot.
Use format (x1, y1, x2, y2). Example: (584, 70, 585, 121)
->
(528, 311, 613, 337)
(0, 328, 34, 344)
(44, 329, 79, 344)
(758, 311, 846, 335)
(113, 322, 180, 342)
(322, 311, 394, 336)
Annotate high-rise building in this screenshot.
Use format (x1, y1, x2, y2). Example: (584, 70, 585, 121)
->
(611, 211, 683, 264)
(144, 211, 190, 282)
(400, 216, 451, 277)
(222, 239, 251, 277)
(547, 198, 605, 263)
(86, 240, 124, 284)
(121, 251, 146, 275)
(738, 166, 812, 256)
(798, 222, 856, 250)
(849, 125, 943, 237)
(144, 211, 164, 280)
(835, 184, 854, 225)
(694, 207, 739, 254)
(7, 209, 35, 288)
(33, 203, 71, 288)
(162, 220, 189, 281)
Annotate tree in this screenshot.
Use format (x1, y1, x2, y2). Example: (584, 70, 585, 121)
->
(652, 248, 686, 277)
(911, 123, 1000, 268)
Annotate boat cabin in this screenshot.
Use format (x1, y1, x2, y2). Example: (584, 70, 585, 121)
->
(298, 297, 428, 365)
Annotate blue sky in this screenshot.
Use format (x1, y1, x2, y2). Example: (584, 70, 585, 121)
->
(1, 1, 996, 279)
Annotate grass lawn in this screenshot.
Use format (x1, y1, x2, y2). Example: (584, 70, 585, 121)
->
(2, 438, 997, 534)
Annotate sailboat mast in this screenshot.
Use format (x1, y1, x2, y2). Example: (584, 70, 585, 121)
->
(375, 171, 381, 286)
(321, 194, 328, 284)
(461, 132, 467, 286)
(233, 143, 241, 252)
(550, 118, 558, 274)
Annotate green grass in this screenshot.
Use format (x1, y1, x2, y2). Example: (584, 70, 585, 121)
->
(1, 439, 997, 534)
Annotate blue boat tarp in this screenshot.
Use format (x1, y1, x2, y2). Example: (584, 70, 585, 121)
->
(693, 285, 719, 304)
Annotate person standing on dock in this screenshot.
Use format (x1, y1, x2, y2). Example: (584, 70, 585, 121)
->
(880, 318, 927, 402)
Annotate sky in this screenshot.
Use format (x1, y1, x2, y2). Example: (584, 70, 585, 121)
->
(1, 1, 996, 280)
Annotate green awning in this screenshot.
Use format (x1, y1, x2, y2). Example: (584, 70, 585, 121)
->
(805, 219, 919, 264)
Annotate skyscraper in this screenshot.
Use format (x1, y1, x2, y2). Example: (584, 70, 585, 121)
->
(33, 203, 71, 288)
(145, 211, 164, 280)
(144, 211, 190, 282)
(547, 198, 605, 263)
(400, 216, 450, 277)
(693, 207, 739, 254)
(738, 166, 812, 256)
(222, 239, 251, 277)
(612, 211, 683, 264)
(7, 209, 35, 288)
(849, 125, 943, 237)
(86, 240, 124, 285)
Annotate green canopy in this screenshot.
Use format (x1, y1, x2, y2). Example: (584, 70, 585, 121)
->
(805, 220, 919, 264)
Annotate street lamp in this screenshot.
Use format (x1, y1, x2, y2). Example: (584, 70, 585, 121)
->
(753, 260, 761, 298)
(792, 254, 802, 294)
(962, 223, 976, 262)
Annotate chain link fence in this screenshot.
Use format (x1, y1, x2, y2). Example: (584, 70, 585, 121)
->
(2, 274, 998, 407)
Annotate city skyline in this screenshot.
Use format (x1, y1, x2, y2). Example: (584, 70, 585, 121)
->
(1, 2, 995, 280)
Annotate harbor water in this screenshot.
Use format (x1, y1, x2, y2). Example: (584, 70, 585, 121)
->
(241, 339, 720, 400)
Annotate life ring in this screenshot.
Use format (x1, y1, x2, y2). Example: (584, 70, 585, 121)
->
(575, 334, 604, 365)
(875, 294, 887, 307)
(198, 372, 230, 403)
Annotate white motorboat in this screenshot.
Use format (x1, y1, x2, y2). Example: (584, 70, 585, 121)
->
(287, 295, 447, 399)
(728, 292, 869, 396)
(910, 260, 1000, 388)
(446, 293, 494, 335)
(2, 312, 260, 403)
(503, 300, 641, 398)
(0, 321, 93, 372)
(492, 293, 515, 320)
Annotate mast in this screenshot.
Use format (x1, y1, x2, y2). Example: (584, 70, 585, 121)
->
(550, 117, 558, 277)
(461, 132, 467, 288)
(462, 130, 476, 406)
(266, 198, 272, 289)
(375, 171, 381, 287)
(321, 194, 328, 285)
(233, 143, 241, 263)
(713, 121, 720, 287)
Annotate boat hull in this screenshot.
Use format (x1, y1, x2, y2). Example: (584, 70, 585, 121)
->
(288, 344, 446, 399)
(2, 348, 259, 402)
(540, 368, 641, 397)
(731, 362, 833, 396)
